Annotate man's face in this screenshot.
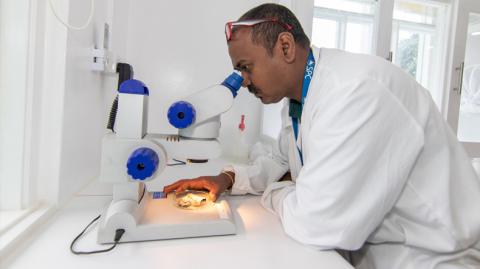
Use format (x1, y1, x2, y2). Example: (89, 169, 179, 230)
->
(227, 29, 287, 104)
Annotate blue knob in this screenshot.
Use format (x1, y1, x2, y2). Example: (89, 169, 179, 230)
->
(167, 101, 196, 129)
(118, 79, 149, 95)
(221, 72, 244, 97)
(127, 148, 159, 181)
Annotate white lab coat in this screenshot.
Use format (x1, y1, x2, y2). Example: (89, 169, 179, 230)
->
(228, 47, 480, 268)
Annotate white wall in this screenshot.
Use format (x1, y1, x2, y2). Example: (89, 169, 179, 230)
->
(35, 0, 277, 205)
(112, 0, 276, 156)
(32, 0, 314, 205)
(54, 0, 116, 204)
(31, 0, 117, 205)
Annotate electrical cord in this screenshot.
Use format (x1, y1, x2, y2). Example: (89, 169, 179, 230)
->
(70, 215, 125, 255)
(48, 0, 95, 30)
(167, 158, 187, 166)
(107, 95, 119, 132)
(107, 63, 134, 132)
(138, 184, 146, 204)
(71, 184, 144, 254)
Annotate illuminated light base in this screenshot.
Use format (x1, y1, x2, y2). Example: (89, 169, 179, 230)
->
(97, 192, 236, 244)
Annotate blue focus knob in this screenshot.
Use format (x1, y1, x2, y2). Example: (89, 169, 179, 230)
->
(126, 147, 159, 181)
(221, 72, 244, 97)
(167, 101, 196, 129)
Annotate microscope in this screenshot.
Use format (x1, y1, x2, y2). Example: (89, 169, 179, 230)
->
(97, 67, 243, 244)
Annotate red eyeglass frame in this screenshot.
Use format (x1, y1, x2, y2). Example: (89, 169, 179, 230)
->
(225, 18, 293, 41)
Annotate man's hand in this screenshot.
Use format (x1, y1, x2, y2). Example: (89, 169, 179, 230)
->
(163, 172, 234, 201)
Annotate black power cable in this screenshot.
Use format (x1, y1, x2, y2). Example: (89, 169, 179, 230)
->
(138, 184, 146, 204)
(75, 63, 136, 253)
(70, 184, 144, 254)
(106, 95, 119, 131)
(107, 62, 133, 132)
(167, 158, 187, 166)
(70, 215, 125, 255)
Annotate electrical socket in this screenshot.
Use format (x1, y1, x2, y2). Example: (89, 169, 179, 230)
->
(92, 48, 116, 73)
(91, 23, 116, 73)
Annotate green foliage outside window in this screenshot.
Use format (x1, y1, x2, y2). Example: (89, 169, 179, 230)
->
(397, 34, 419, 77)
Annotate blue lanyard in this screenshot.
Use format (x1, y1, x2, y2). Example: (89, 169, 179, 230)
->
(292, 49, 315, 165)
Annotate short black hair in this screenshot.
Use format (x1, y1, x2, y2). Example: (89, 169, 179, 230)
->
(234, 3, 310, 55)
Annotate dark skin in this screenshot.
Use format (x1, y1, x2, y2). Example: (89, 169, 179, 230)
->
(163, 28, 309, 201)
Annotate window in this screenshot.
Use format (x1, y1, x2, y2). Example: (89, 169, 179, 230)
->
(0, 0, 31, 213)
(309, 0, 451, 111)
(0, 0, 54, 252)
(391, 0, 451, 108)
(311, 0, 378, 54)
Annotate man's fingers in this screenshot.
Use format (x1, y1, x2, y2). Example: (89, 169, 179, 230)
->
(176, 184, 189, 194)
(209, 191, 218, 202)
(163, 180, 185, 194)
(164, 179, 206, 193)
(202, 180, 220, 201)
(162, 177, 221, 202)
(176, 179, 209, 193)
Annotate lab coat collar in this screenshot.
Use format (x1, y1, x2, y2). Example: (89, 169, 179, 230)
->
(287, 46, 321, 120)
(283, 46, 321, 129)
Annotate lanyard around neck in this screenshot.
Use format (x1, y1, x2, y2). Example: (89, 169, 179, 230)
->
(291, 49, 315, 165)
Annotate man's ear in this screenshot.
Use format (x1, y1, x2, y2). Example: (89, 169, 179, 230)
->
(276, 32, 296, 63)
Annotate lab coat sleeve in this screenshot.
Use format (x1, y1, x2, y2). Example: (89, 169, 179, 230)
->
(268, 79, 425, 250)
(229, 130, 290, 195)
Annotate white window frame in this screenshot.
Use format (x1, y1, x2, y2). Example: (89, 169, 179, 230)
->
(391, 20, 437, 79)
(0, 0, 30, 212)
(388, 0, 452, 110)
(0, 0, 60, 258)
(313, 5, 376, 53)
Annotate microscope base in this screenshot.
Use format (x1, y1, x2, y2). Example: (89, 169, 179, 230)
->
(97, 192, 236, 244)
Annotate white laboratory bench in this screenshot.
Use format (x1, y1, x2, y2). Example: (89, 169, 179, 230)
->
(3, 194, 353, 269)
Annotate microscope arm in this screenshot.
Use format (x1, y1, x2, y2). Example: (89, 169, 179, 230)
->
(181, 84, 234, 125)
(168, 71, 244, 139)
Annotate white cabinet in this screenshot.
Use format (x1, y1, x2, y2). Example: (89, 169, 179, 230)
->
(446, 0, 480, 157)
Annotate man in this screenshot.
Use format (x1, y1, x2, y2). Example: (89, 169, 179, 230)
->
(164, 3, 480, 268)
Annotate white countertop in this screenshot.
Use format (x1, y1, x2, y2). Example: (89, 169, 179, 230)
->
(3, 194, 353, 269)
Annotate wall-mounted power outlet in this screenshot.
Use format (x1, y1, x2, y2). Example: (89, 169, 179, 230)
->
(92, 23, 116, 73)
(92, 47, 116, 73)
